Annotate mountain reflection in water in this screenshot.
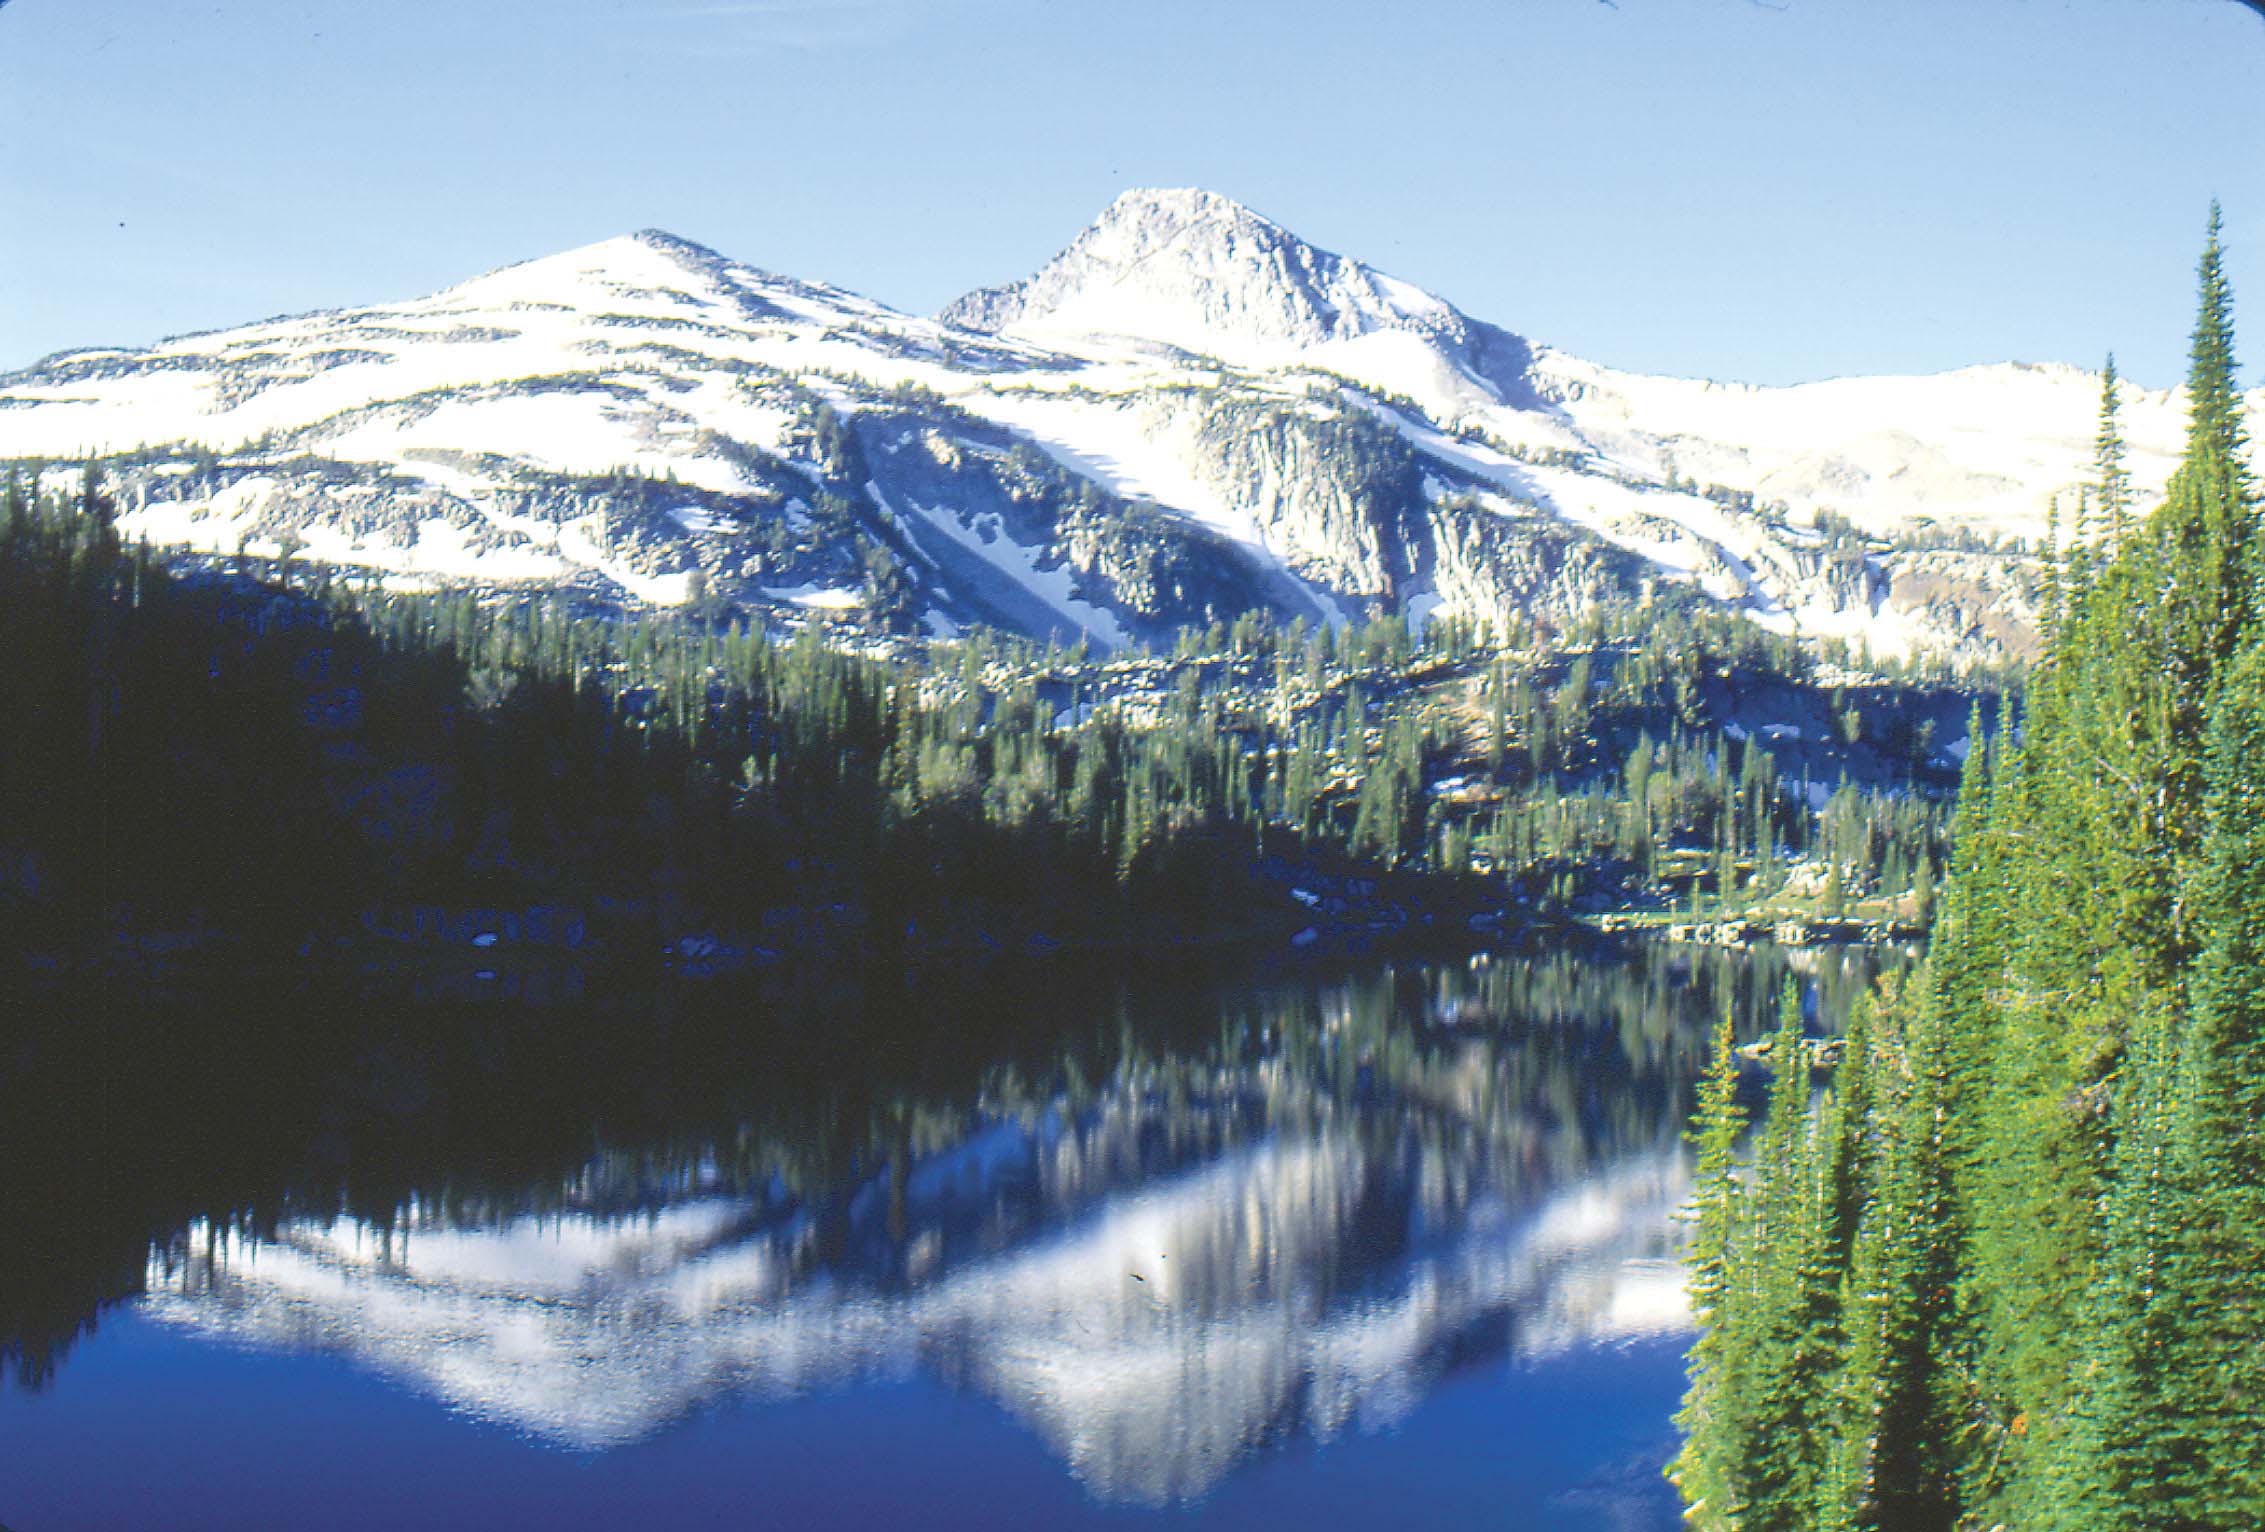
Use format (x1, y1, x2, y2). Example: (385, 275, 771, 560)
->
(5, 938, 1894, 1517)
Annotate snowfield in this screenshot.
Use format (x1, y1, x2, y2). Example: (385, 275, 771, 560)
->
(6, 189, 2252, 660)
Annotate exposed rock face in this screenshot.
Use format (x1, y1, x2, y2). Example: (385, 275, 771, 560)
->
(7, 194, 2252, 658)
(1881, 548, 2045, 667)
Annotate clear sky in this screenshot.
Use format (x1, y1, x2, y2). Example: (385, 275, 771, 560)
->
(2, 0, 2262, 388)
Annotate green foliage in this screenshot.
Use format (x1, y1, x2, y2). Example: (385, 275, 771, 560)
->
(1677, 207, 2265, 1531)
(0, 439, 1969, 972)
(2094, 352, 2133, 545)
(1674, 1004, 1752, 1523)
(2153, 641, 2265, 1522)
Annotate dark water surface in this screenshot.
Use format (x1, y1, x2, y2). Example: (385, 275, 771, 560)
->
(0, 938, 1889, 1530)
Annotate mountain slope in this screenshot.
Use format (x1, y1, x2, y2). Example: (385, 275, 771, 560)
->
(5, 190, 2252, 660)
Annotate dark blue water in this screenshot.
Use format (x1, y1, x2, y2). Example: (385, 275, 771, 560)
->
(0, 941, 1883, 1530)
(0, 1313, 1689, 1531)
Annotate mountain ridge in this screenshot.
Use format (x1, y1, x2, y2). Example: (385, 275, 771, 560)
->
(3, 188, 2252, 661)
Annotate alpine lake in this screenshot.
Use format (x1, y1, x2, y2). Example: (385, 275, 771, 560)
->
(0, 934, 1898, 1531)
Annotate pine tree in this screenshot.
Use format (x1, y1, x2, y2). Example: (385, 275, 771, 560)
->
(2042, 493, 2065, 642)
(2154, 640, 2265, 1524)
(1864, 977, 1963, 1531)
(2149, 201, 2257, 950)
(1679, 210, 2262, 1531)
(1675, 1003, 1755, 1526)
(1736, 982, 1842, 1527)
(2046, 1000, 2195, 1531)
(2094, 352, 2133, 545)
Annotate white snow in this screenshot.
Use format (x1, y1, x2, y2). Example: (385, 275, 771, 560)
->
(766, 582, 862, 610)
(670, 506, 735, 535)
(889, 487, 1129, 647)
(970, 390, 1264, 550)
(9, 195, 2255, 661)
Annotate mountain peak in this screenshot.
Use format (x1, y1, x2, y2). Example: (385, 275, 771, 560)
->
(1093, 186, 1277, 231)
(418, 226, 818, 329)
(941, 187, 1462, 365)
(625, 227, 729, 262)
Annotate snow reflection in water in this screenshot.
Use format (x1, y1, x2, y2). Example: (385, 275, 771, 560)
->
(145, 1058, 1691, 1504)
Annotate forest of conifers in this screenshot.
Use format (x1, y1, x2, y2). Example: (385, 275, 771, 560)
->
(1674, 208, 2264, 1529)
(0, 443, 1964, 972)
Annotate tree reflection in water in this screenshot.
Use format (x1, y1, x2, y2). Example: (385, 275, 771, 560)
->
(2, 936, 1896, 1505)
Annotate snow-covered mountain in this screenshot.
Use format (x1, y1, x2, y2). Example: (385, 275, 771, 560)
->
(5, 189, 2251, 660)
(943, 187, 1545, 406)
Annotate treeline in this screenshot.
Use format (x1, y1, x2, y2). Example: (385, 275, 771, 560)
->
(343, 563, 1953, 932)
(4, 435, 1966, 966)
(0, 479, 1339, 958)
(1132, 595, 1959, 914)
(0, 471, 1499, 961)
(1673, 207, 2265, 1529)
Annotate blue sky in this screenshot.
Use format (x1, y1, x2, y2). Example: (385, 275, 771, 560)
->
(2, 0, 2261, 387)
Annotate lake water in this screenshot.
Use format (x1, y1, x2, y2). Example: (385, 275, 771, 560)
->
(0, 938, 1887, 1530)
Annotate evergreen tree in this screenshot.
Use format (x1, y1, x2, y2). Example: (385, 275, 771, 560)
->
(1729, 984, 1842, 1528)
(2047, 1001, 2197, 1531)
(2094, 352, 2133, 545)
(2150, 201, 2257, 948)
(2155, 640, 2265, 1524)
(1857, 976, 1963, 1531)
(1675, 1004, 1755, 1526)
(1679, 209, 2262, 1531)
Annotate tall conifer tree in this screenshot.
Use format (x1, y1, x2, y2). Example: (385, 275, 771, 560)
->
(1679, 206, 2262, 1531)
(1675, 1004, 1755, 1526)
(2094, 353, 2133, 545)
(2156, 642, 2265, 1524)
